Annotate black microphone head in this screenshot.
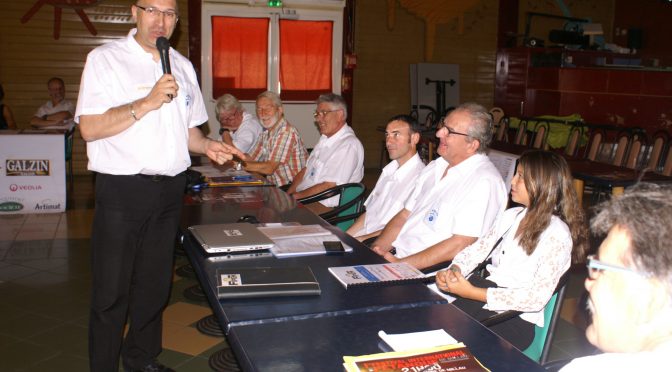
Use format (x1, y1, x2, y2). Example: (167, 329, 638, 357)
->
(156, 36, 170, 51)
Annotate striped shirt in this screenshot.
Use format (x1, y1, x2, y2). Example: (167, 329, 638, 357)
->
(248, 118, 308, 186)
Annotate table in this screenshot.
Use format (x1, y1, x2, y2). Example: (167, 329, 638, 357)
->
(489, 141, 672, 204)
(181, 187, 447, 332)
(227, 304, 546, 372)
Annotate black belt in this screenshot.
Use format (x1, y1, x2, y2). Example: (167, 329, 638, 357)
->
(134, 172, 184, 182)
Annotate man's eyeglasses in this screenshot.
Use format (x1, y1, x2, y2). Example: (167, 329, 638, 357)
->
(219, 111, 239, 123)
(136, 4, 179, 21)
(313, 109, 342, 119)
(440, 124, 470, 137)
(586, 254, 650, 280)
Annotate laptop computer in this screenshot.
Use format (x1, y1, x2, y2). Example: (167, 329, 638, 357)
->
(188, 223, 275, 254)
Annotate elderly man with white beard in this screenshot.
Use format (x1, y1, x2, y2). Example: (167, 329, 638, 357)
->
(240, 91, 308, 187)
(560, 183, 672, 371)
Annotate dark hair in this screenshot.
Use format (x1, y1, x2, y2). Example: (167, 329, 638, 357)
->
(0, 83, 4, 101)
(316, 93, 347, 119)
(48, 77, 65, 86)
(387, 114, 421, 135)
(453, 102, 493, 153)
(515, 150, 588, 263)
(591, 183, 672, 282)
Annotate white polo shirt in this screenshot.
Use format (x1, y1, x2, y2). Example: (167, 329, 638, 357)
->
(352, 153, 425, 237)
(296, 124, 364, 207)
(231, 112, 262, 153)
(394, 153, 507, 258)
(35, 99, 75, 118)
(75, 29, 207, 176)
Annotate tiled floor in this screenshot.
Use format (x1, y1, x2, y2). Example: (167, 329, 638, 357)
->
(0, 171, 599, 371)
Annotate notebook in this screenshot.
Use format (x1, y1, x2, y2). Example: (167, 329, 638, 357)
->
(188, 223, 275, 254)
(215, 266, 321, 299)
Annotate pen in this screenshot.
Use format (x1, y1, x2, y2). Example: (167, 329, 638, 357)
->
(191, 182, 209, 191)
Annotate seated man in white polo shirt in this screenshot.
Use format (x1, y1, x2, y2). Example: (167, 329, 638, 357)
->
(287, 93, 364, 214)
(215, 93, 262, 153)
(346, 114, 425, 242)
(371, 103, 507, 270)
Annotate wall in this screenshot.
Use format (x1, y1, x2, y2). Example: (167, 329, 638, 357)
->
(353, 0, 499, 168)
(614, 0, 672, 65)
(0, 0, 189, 174)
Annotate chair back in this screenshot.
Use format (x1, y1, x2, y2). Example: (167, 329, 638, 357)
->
(531, 121, 549, 149)
(624, 133, 646, 169)
(646, 130, 669, 172)
(585, 128, 605, 161)
(494, 117, 510, 142)
(522, 271, 569, 364)
(611, 131, 631, 166)
(65, 127, 75, 188)
(298, 183, 366, 231)
(514, 119, 528, 145)
(563, 123, 583, 158)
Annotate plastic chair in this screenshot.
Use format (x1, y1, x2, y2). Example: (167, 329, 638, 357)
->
(481, 271, 569, 364)
(297, 183, 366, 231)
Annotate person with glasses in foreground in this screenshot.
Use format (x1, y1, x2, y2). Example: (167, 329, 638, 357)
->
(287, 93, 364, 213)
(559, 183, 672, 371)
(75, 1, 242, 371)
(214, 93, 262, 153)
(371, 102, 507, 270)
(436, 150, 588, 350)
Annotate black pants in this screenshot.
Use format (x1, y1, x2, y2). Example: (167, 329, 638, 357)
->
(452, 276, 535, 351)
(89, 173, 186, 372)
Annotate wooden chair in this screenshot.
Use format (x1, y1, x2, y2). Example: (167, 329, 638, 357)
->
(584, 127, 605, 161)
(624, 132, 647, 169)
(494, 116, 510, 142)
(490, 107, 505, 140)
(531, 121, 549, 149)
(563, 123, 584, 158)
(661, 146, 672, 176)
(610, 130, 632, 166)
(645, 130, 669, 172)
(513, 119, 529, 146)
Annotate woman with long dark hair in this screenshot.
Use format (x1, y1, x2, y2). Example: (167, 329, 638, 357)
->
(436, 150, 588, 349)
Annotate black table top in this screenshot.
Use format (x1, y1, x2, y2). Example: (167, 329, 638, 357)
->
(227, 303, 546, 372)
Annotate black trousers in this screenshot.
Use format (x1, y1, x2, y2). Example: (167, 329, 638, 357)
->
(452, 276, 535, 351)
(89, 173, 186, 372)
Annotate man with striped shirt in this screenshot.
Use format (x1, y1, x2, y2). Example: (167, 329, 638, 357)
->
(241, 91, 308, 187)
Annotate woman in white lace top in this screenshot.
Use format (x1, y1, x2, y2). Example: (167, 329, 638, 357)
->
(436, 150, 588, 350)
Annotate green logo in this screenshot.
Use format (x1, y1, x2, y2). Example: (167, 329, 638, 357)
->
(0, 202, 23, 212)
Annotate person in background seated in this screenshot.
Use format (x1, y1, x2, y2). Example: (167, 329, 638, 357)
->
(241, 91, 308, 187)
(215, 93, 262, 153)
(30, 77, 75, 127)
(371, 102, 507, 270)
(560, 183, 672, 371)
(436, 150, 588, 350)
(287, 93, 364, 214)
(346, 114, 424, 242)
(0, 83, 17, 129)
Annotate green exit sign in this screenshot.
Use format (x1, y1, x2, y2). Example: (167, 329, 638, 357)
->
(268, 0, 282, 7)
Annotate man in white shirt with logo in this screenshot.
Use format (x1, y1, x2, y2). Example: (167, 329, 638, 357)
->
(561, 184, 672, 372)
(215, 93, 262, 153)
(75, 1, 242, 371)
(372, 103, 507, 270)
(346, 114, 425, 242)
(287, 93, 364, 214)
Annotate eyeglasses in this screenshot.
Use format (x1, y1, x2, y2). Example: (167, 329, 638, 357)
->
(586, 254, 650, 280)
(441, 124, 470, 137)
(313, 109, 342, 119)
(219, 111, 239, 123)
(135, 4, 179, 21)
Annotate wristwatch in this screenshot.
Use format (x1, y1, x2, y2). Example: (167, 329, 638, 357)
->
(219, 128, 230, 135)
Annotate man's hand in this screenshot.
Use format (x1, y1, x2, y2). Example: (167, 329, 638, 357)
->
(145, 74, 179, 111)
(371, 244, 397, 263)
(205, 139, 244, 165)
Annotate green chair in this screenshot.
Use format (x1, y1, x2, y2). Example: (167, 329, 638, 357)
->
(481, 270, 569, 364)
(297, 182, 366, 231)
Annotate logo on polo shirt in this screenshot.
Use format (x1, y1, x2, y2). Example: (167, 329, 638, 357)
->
(6, 159, 50, 176)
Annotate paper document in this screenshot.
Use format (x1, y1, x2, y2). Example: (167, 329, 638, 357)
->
(378, 329, 458, 352)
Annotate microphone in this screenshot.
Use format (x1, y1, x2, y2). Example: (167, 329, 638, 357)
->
(156, 36, 173, 99)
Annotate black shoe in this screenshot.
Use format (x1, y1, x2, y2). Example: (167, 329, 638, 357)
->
(124, 360, 175, 372)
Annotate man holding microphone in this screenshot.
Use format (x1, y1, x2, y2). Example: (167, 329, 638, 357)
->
(75, 1, 242, 371)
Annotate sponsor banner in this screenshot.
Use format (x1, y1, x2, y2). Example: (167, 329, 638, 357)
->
(0, 134, 66, 213)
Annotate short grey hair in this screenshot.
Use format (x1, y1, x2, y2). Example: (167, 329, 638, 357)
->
(215, 94, 243, 117)
(591, 183, 672, 293)
(316, 93, 348, 120)
(256, 91, 283, 109)
(454, 102, 493, 153)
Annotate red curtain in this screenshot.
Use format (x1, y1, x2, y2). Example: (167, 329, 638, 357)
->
(211, 17, 269, 100)
(279, 20, 333, 101)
